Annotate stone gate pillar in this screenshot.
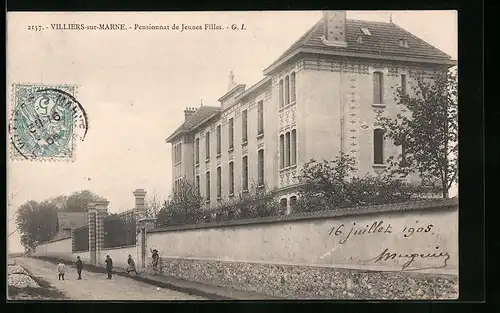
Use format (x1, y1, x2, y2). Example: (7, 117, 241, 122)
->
(94, 200, 109, 266)
(133, 189, 148, 270)
(71, 228, 76, 253)
(133, 189, 147, 218)
(137, 217, 156, 271)
(88, 204, 97, 265)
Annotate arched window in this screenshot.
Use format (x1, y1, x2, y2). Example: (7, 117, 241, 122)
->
(280, 198, 288, 214)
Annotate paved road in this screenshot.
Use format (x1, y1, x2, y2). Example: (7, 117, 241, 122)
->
(14, 258, 206, 300)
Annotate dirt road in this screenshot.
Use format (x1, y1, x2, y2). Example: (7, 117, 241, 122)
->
(14, 258, 206, 300)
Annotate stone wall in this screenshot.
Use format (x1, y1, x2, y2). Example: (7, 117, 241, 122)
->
(146, 198, 458, 299)
(153, 257, 458, 299)
(32, 237, 73, 261)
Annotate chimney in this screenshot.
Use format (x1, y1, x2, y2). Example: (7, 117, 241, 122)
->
(322, 11, 348, 47)
(184, 107, 196, 121)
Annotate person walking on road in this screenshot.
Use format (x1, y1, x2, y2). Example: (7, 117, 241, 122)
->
(75, 256, 83, 280)
(105, 255, 113, 279)
(127, 254, 139, 275)
(57, 260, 66, 280)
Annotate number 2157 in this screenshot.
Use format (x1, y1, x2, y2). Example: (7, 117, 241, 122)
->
(28, 25, 43, 31)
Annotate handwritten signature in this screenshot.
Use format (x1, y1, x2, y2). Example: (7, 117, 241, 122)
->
(367, 247, 450, 270)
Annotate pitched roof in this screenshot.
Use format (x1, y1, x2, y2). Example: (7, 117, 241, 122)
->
(166, 106, 221, 143)
(266, 18, 452, 73)
(57, 212, 88, 230)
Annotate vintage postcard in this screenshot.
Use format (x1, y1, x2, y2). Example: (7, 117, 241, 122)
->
(7, 11, 458, 300)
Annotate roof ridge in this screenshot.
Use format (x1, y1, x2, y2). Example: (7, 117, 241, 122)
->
(390, 22, 451, 59)
(274, 18, 323, 63)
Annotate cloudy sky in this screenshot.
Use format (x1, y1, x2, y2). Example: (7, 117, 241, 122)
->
(7, 11, 458, 253)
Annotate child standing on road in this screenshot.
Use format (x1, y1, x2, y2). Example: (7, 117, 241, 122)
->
(75, 256, 83, 280)
(57, 260, 66, 280)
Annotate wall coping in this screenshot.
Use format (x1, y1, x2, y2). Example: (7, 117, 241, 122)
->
(36, 236, 72, 245)
(149, 198, 458, 233)
(73, 249, 90, 253)
(101, 244, 136, 251)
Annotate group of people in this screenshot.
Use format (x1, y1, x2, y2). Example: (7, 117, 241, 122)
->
(56, 254, 139, 280)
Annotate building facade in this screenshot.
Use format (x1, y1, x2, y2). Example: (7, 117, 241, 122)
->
(166, 11, 455, 212)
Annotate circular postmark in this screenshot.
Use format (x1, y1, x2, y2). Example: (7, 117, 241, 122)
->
(9, 84, 88, 161)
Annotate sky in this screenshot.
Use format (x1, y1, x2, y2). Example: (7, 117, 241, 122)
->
(7, 11, 458, 253)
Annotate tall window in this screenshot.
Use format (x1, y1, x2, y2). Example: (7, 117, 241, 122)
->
(242, 110, 248, 143)
(216, 125, 221, 155)
(174, 143, 182, 164)
(280, 130, 297, 169)
(373, 71, 384, 104)
(257, 101, 264, 135)
(258, 149, 264, 186)
(280, 198, 287, 214)
(217, 166, 221, 199)
(290, 72, 296, 103)
(291, 129, 297, 166)
(205, 131, 210, 160)
(279, 79, 284, 108)
(229, 161, 234, 195)
(373, 129, 384, 165)
(401, 74, 407, 96)
(285, 132, 291, 167)
(195, 175, 200, 195)
(280, 135, 285, 169)
(195, 138, 200, 165)
(205, 171, 211, 201)
(228, 118, 234, 150)
(242, 156, 248, 191)
(284, 76, 290, 105)
(289, 196, 297, 212)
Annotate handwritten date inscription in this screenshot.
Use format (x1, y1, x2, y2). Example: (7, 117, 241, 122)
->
(328, 220, 434, 244)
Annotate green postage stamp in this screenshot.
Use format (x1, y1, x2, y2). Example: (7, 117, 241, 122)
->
(9, 84, 88, 161)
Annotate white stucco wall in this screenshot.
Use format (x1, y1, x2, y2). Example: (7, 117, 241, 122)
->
(148, 205, 458, 275)
(33, 237, 73, 261)
(100, 246, 137, 269)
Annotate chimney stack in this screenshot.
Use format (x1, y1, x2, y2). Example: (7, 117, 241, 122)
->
(322, 11, 348, 47)
(184, 107, 196, 121)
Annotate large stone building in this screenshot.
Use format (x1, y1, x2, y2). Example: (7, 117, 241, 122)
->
(166, 11, 455, 212)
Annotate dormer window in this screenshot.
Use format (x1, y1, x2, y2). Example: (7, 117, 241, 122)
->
(360, 28, 371, 36)
(399, 38, 409, 48)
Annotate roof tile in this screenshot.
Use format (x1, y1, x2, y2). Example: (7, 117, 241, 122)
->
(276, 18, 451, 65)
(166, 106, 221, 142)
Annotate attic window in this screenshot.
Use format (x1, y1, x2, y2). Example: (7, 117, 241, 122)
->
(399, 38, 409, 48)
(360, 28, 371, 36)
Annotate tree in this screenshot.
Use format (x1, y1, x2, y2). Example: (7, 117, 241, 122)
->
(16, 200, 59, 250)
(294, 153, 420, 213)
(65, 190, 107, 212)
(144, 191, 164, 220)
(214, 182, 280, 222)
(156, 179, 204, 227)
(14, 190, 107, 250)
(380, 68, 458, 198)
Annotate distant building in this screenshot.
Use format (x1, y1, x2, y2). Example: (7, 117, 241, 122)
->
(56, 212, 88, 239)
(166, 11, 455, 212)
